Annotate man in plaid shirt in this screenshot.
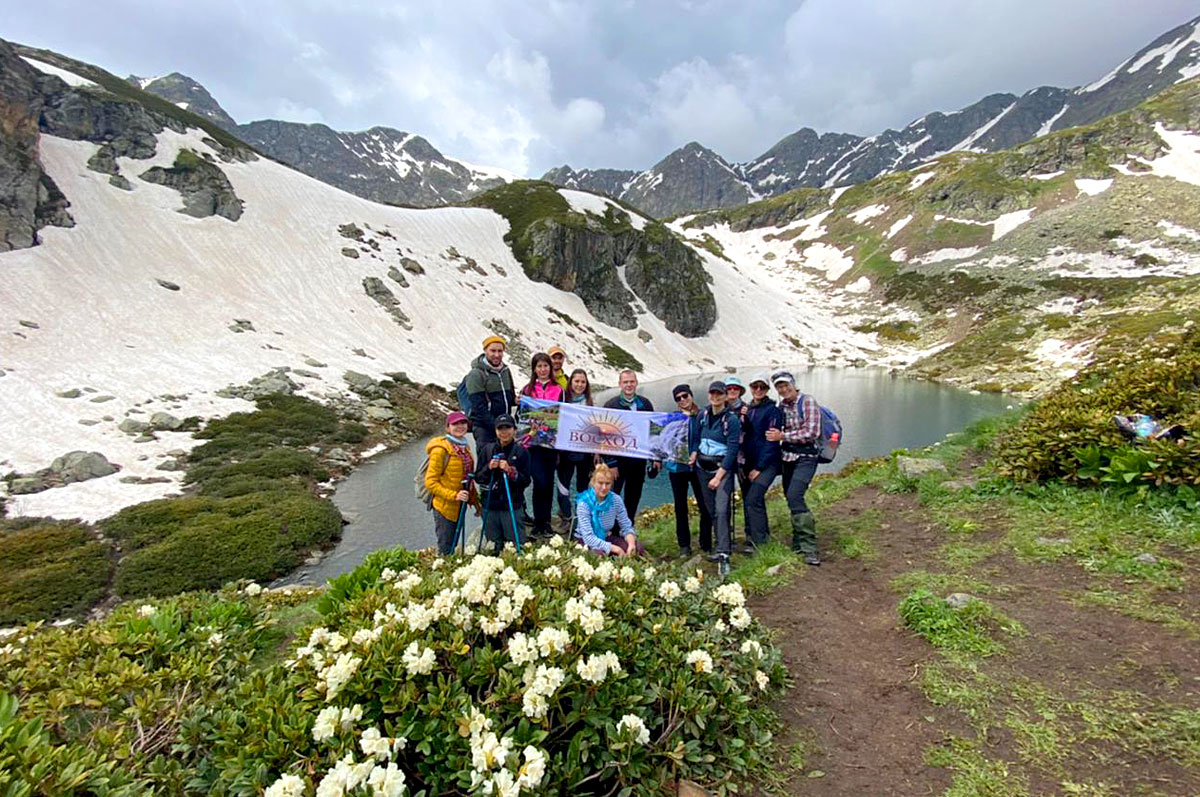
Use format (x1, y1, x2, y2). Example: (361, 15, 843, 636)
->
(764, 370, 822, 565)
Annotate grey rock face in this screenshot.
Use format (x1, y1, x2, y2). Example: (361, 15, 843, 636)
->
(0, 39, 75, 251)
(386, 266, 409, 287)
(10, 475, 47, 494)
(362, 277, 412, 329)
(139, 150, 243, 220)
(365, 406, 396, 422)
(343, 370, 378, 392)
(56, 388, 82, 398)
(49, 450, 117, 482)
(304, 357, 327, 368)
(895, 456, 949, 479)
(399, 257, 425, 275)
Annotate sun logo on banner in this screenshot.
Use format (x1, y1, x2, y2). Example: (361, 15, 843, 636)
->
(570, 411, 636, 451)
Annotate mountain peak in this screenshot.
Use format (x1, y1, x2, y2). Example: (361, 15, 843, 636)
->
(131, 72, 237, 130)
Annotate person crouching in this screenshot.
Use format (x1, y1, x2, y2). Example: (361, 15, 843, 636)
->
(574, 463, 644, 557)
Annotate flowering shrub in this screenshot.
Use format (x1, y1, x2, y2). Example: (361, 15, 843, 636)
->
(192, 539, 786, 795)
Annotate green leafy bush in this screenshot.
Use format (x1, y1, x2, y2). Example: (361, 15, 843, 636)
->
(190, 543, 786, 795)
(994, 331, 1200, 487)
(108, 490, 342, 598)
(0, 588, 308, 792)
(0, 521, 112, 624)
(188, 394, 342, 465)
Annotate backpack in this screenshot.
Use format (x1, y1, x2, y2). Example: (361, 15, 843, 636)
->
(801, 395, 843, 464)
(455, 379, 471, 413)
(700, 407, 733, 438)
(415, 439, 449, 511)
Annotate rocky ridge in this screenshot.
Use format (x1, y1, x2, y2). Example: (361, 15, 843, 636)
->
(545, 15, 1200, 217)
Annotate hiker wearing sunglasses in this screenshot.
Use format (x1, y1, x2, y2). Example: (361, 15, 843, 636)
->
(766, 371, 822, 565)
(740, 375, 783, 550)
(666, 384, 712, 557)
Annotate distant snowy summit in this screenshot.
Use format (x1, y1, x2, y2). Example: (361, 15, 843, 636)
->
(132, 73, 516, 208)
(544, 14, 1200, 217)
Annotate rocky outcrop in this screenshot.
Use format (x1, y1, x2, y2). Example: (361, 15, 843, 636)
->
(139, 149, 243, 220)
(216, 368, 298, 400)
(362, 277, 412, 329)
(6, 450, 119, 494)
(624, 226, 715, 337)
(525, 219, 639, 330)
(129, 72, 238, 131)
(0, 39, 74, 251)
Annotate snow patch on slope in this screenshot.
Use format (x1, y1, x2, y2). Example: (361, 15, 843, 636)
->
(21, 56, 98, 88)
(1074, 178, 1113, 196)
(559, 189, 647, 230)
(1148, 125, 1200, 187)
(992, 208, 1034, 240)
(848, 204, 886, 224)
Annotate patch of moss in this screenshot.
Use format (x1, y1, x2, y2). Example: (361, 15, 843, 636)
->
(0, 520, 112, 623)
(598, 338, 644, 373)
(853, 319, 920, 342)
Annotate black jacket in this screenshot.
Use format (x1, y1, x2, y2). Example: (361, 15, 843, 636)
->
(474, 439, 531, 510)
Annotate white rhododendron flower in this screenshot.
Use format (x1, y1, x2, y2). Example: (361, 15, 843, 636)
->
(264, 773, 306, 797)
(507, 632, 538, 666)
(244, 582, 263, 597)
(340, 704, 363, 729)
(533, 545, 559, 562)
(729, 606, 752, 630)
(576, 651, 622, 684)
(207, 632, 224, 647)
(402, 641, 436, 675)
(452, 605, 474, 630)
(740, 639, 764, 659)
(326, 632, 348, 652)
(393, 572, 422, 593)
(470, 729, 514, 772)
(714, 619, 727, 633)
(517, 746, 547, 789)
(549, 534, 564, 548)
(522, 690, 549, 719)
(480, 615, 510, 635)
(543, 565, 562, 581)
(618, 566, 636, 582)
(535, 627, 569, 658)
(594, 560, 615, 583)
(379, 567, 397, 581)
(658, 580, 682, 601)
(316, 753, 374, 797)
(617, 714, 651, 745)
(360, 727, 405, 762)
(309, 627, 332, 647)
(579, 607, 605, 635)
(713, 582, 746, 608)
(684, 576, 702, 593)
(642, 565, 657, 581)
(352, 627, 382, 647)
(522, 664, 565, 718)
(756, 670, 770, 691)
(581, 587, 605, 609)
(320, 653, 362, 700)
(367, 762, 407, 796)
(402, 602, 436, 633)
(431, 557, 445, 569)
(312, 706, 341, 742)
(431, 587, 459, 619)
(137, 604, 156, 617)
(686, 649, 714, 674)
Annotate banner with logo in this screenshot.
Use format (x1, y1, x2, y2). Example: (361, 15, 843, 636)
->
(517, 397, 690, 464)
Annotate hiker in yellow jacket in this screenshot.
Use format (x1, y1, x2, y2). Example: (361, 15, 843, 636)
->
(426, 411, 479, 554)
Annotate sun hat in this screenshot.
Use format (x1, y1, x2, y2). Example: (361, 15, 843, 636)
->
(724, 375, 746, 393)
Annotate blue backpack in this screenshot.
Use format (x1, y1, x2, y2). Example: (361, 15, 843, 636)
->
(455, 379, 471, 413)
(802, 395, 843, 464)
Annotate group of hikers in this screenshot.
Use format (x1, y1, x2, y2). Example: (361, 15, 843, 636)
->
(423, 334, 825, 569)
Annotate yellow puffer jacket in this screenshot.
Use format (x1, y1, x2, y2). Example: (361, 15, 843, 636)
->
(425, 436, 477, 522)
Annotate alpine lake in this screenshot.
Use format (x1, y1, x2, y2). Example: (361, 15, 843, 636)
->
(283, 366, 1013, 585)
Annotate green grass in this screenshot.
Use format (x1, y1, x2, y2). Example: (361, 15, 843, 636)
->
(598, 338, 644, 373)
(925, 736, 1030, 797)
(899, 588, 1024, 656)
(1073, 588, 1200, 639)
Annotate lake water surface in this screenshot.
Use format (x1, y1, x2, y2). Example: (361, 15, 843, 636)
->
(284, 366, 1012, 585)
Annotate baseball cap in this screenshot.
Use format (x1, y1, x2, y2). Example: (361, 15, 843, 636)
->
(547, 345, 566, 357)
(446, 410, 469, 426)
(494, 413, 516, 429)
(707, 380, 727, 394)
(771, 370, 796, 386)
(672, 383, 693, 400)
(748, 373, 771, 388)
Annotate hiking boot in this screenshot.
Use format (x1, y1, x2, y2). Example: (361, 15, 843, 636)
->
(678, 546, 694, 559)
(804, 552, 821, 566)
(739, 542, 757, 556)
(716, 555, 731, 577)
(706, 551, 729, 563)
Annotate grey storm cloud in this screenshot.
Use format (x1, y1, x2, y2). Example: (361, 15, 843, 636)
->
(6, 0, 1199, 176)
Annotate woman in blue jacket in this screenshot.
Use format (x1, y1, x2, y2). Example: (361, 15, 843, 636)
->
(689, 381, 742, 568)
(739, 375, 783, 549)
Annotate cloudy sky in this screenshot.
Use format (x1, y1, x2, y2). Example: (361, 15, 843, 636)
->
(8, 1, 1199, 176)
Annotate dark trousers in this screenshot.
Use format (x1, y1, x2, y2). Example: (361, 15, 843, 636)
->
(782, 458, 818, 514)
(472, 426, 496, 462)
(613, 458, 647, 518)
(528, 447, 557, 533)
(669, 469, 712, 551)
(735, 464, 752, 541)
(483, 500, 524, 549)
(743, 464, 778, 545)
(555, 454, 593, 517)
(697, 465, 735, 555)
(434, 509, 460, 556)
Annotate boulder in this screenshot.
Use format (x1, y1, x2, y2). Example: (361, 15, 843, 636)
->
(49, 450, 117, 483)
(56, 388, 81, 398)
(944, 593, 975, 610)
(304, 357, 327, 368)
(150, 412, 184, 431)
(216, 368, 299, 400)
(399, 257, 425, 275)
(9, 475, 46, 494)
(118, 418, 151, 434)
(386, 266, 409, 287)
(89, 394, 116, 403)
(1134, 553, 1159, 565)
(896, 456, 949, 479)
(139, 150, 244, 220)
(366, 406, 396, 422)
(341, 247, 360, 259)
(156, 278, 181, 291)
(344, 370, 379, 392)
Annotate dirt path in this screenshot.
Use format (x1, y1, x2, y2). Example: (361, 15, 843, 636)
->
(750, 488, 957, 796)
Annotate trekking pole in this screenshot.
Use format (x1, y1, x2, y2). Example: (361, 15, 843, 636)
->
(452, 475, 471, 554)
(477, 469, 497, 555)
(501, 469, 523, 554)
